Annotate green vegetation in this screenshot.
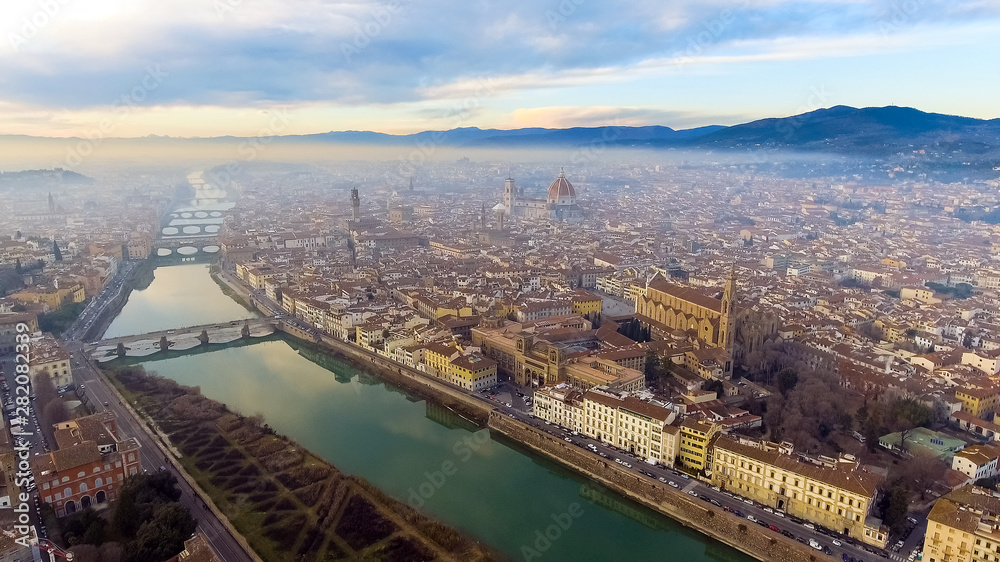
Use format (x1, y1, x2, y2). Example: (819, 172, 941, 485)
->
(107, 366, 493, 562)
(60, 472, 197, 562)
(617, 318, 651, 343)
(925, 281, 974, 299)
(38, 299, 88, 337)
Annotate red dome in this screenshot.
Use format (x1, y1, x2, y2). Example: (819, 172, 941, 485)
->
(547, 169, 575, 200)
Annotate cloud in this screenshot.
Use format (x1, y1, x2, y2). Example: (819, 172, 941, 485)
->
(505, 106, 750, 128)
(1, 0, 999, 135)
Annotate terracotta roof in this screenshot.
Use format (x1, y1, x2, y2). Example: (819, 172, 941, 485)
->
(547, 170, 575, 199)
(715, 435, 883, 497)
(49, 441, 102, 472)
(645, 280, 724, 314)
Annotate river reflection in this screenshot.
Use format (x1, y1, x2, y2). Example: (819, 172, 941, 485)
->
(103, 263, 258, 338)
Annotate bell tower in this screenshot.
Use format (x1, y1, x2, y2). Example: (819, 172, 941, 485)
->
(719, 265, 737, 351)
(350, 187, 360, 220)
(503, 177, 516, 215)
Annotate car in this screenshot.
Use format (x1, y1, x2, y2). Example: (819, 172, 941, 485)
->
(823, 546, 833, 556)
(699, 495, 711, 502)
(782, 530, 795, 539)
(803, 523, 816, 530)
(623, 462, 632, 469)
(687, 490, 698, 498)
(658, 477, 667, 483)
(104, 401, 109, 406)
(668, 481, 678, 488)
(733, 510, 744, 518)
(833, 539, 842, 547)
(769, 525, 780, 532)
(763, 507, 774, 513)
(564, 437, 572, 442)
(809, 539, 822, 551)
(681, 474, 690, 479)
(746, 515, 757, 523)
(710, 499, 722, 507)
(774, 510, 785, 518)
(907, 516, 918, 525)
(598, 452, 608, 458)
(743, 498, 754, 505)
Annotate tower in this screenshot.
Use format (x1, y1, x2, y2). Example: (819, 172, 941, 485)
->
(48, 192, 55, 213)
(719, 265, 737, 351)
(409, 176, 414, 192)
(350, 187, 360, 220)
(481, 202, 486, 230)
(503, 177, 516, 215)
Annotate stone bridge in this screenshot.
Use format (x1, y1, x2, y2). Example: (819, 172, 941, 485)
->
(87, 317, 278, 361)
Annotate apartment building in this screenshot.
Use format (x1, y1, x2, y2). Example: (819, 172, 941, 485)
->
(922, 486, 1000, 562)
(32, 412, 142, 517)
(711, 435, 887, 548)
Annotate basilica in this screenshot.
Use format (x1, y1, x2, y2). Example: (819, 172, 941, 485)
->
(502, 169, 584, 223)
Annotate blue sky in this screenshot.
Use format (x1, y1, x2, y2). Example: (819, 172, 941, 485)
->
(1, 0, 998, 137)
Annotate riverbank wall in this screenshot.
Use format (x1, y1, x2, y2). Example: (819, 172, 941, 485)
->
(487, 412, 821, 562)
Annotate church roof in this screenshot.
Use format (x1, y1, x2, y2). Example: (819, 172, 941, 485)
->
(547, 170, 575, 200)
(646, 279, 724, 313)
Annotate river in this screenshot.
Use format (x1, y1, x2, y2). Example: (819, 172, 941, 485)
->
(113, 263, 751, 562)
(103, 263, 258, 338)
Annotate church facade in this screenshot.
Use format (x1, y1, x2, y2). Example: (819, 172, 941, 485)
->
(503, 170, 583, 223)
(634, 269, 780, 378)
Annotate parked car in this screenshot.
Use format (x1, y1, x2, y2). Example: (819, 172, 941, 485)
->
(668, 481, 678, 488)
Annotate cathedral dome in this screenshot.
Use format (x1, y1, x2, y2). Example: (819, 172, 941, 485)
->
(547, 169, 575, 201)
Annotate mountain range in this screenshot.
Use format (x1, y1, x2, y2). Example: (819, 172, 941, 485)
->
(5, 106, 1000, 156)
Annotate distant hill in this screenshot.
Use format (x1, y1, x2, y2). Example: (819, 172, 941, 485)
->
(2, 106, 998, 157)
(0, 168, 93, 184)
(273, 125, 727, 147)
(676, 105, 1000, 155)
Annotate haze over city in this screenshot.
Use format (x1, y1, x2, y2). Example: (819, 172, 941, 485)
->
(1, 2, 1000, 562)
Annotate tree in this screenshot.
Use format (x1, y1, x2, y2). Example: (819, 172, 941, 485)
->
(14, 258, 21, 273)
(116, 342, 127, 357)
(882, 485, 910, 531)
(126, 503, 197, 562)
(159, 335, 169, 352)
(198, 329, 209, 344)
(702, 379, 724, 396)
(53, 240, 63, 261)
(43, 398, 71, 426)
(890, 398, 933, 451)
(776, 368, 798, 396)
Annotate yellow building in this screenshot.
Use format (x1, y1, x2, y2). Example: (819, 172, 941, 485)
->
(957, 387, 1000, 420)
(922, 486, 1000, 562)
(570, 290, 602, 318)
(448, 354, 497, 392)
(11, 283, 85, 310)
(28, 335, 73, 388)
(422, 342, 497, 392)
(711, 435, 887, 547)
(678, 418, 720, 473)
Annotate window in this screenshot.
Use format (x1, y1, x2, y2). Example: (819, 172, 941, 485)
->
(77, 471, 85, 478)
(95, 477, 103, 487)
(63, 487, 71, 497)
(80, 483, 88, 492)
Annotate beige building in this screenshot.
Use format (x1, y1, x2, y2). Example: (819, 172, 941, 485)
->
(711, 435, 887, 547)
(534, 385, 677, 464)
(27, 334, 72, 387)
(922, 486, 1000, 562)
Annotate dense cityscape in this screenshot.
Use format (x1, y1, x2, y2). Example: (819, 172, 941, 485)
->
(4, 0, 1000, 561)
(0, 147, 997, 561)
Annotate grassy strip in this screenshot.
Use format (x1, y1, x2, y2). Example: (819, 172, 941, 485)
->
(105, 366, 494, 562)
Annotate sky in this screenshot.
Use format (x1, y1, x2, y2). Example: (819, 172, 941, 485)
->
(1, 0, 999, 138)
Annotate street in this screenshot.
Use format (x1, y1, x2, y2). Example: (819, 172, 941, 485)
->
(47, 346, 255, 562)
